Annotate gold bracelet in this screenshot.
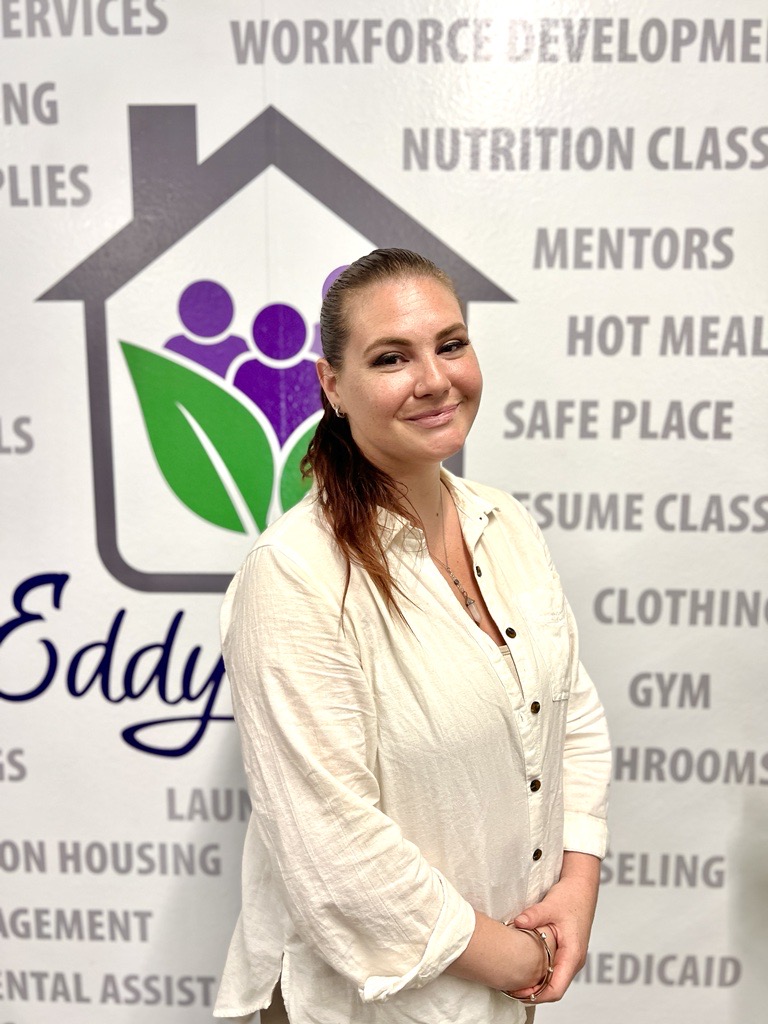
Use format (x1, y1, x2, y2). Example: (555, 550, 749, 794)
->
(499, 924, 554, 1003)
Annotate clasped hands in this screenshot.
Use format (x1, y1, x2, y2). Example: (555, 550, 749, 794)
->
(505, 854, 600, 1003)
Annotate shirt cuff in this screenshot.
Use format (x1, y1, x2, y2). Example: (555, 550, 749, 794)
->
(359, 872, 476, 1003)
(563, 810, 609, 859)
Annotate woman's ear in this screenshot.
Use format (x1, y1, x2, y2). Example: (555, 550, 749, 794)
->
(317, 359, 340, 410)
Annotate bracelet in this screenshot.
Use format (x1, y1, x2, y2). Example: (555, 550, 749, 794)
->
(498, 924, 554, 1003)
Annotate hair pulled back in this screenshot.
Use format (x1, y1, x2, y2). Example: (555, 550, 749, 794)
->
(301, 248, 459, 611)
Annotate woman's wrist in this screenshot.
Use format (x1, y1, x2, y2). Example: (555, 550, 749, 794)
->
(446, 910, 552, 992)
(499, 924, 555, 1002)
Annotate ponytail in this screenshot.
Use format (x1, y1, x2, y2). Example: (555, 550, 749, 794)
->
(301, 392, 409, 612)
(301, 249, 459, 612)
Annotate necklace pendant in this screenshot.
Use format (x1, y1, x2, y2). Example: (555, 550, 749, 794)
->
(466, 597, 482, 624)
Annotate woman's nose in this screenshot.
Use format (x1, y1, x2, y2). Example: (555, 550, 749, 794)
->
(414, 356, 450, 397)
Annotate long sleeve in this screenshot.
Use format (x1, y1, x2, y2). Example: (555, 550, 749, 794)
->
(498, 495, 611, 861)
(222, 540, 476, 1003)
(561, 600, 611, 858)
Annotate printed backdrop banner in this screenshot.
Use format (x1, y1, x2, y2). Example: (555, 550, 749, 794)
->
(1, 2, 766, 1022)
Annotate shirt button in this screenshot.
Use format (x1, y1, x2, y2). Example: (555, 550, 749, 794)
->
(530, 701, 541, 714)
(505, 627, 516, 639)
(475, 565, 482, 577)
(532, 848, 543, 861)
(530, 779, 541, 792)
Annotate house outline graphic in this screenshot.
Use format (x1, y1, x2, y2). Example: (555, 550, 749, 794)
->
(40, 104, 514, 593)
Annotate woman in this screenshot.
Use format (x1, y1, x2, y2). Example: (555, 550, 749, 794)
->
(214, 249, 610, 1023)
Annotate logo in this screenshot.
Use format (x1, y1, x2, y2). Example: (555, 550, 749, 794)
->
(121, 275, 338, 542)
(41, 105, 512, 592)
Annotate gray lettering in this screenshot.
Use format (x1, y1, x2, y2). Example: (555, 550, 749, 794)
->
(508, 19, 535, 61)
(333, 19, 360, 62)
(629, 672, 711, 708)
(272, 19, 299, 63)
(660, 315, 768, 356)
(534, 227, 568, 268)
(741, 19, 762, 62)
(1, 80, 58, 124)
(362, 19, 383, 63)
(700, 19, 735, 61)
(55, 840, 222, 876)
(166, 786, 251, 822)
(613, 746, 768, 784)
(514, 492, 643, 531)
(0, 162, 90, 206)
(610, 400, 733, 440)
(602, 851, 726, 887)
(575, 952, 741, 986)
(0, 839, 46, 872)
(387, 19, 413, 63)
(639, 19, 667, 61)
(446, 18, 468, 62)
(0, 746, 26, 779)
(490, 128, 514, 170)
(596, 588, 768, 627)
(0, 906, 153, 941)
(534, 227, 734, 270)
(303, 20, 329, 63)
(436, 128, 459, 170)
(473, 18, 492, 61)
(464, 127, 487, 169)
(418, 18, 443, 62)
(403, 128, 428, 170)
(671, 19, 697, 62)
(567, 314, 647, 355)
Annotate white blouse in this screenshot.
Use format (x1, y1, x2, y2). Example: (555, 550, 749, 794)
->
(214, 471, 610, 1023)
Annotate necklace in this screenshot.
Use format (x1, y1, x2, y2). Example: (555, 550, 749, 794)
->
(431, 484, 482, 625)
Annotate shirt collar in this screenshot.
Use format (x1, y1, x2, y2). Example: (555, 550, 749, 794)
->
(374, 468, 500, 552)
(441, 468, 499, 521)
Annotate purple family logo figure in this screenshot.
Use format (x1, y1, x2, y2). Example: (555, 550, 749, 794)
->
(232, 301, 321, 447)
(165, 280, 248, 377)
(121, 268, 348, 537)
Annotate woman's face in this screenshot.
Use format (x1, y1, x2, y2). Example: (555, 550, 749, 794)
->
(317, 275, 482, 480)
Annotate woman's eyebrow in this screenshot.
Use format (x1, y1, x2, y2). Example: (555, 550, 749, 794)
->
(362, 337, 412, 357)
(435, 321, 468, 341)
(362, 322, 467, 357)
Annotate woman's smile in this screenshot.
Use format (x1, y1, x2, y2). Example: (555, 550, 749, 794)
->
(317, 276, 482, 478)
(405, 402, 461, 427)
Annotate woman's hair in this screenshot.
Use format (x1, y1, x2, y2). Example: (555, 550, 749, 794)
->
(301, 248, 459, 612)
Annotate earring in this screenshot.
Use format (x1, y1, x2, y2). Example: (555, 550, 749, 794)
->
(333, 405, 346, 419)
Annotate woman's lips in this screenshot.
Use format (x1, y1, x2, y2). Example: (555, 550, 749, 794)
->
(406, 403, 459, 427)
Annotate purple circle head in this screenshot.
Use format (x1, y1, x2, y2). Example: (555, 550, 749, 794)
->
(252, 303, 307, 360)
(178, 280, 234, 338)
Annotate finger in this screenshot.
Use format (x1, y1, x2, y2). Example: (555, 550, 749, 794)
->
(513, 904, 546, 928)
(504, 985, 535, 999)
(532, 949, 581, 1004)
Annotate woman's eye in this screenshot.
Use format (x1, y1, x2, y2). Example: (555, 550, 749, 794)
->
(372, 352, 404, 366)
(441, 339, 469, 354)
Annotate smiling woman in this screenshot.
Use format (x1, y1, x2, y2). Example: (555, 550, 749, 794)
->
(317, 275, 482, 480)
(215, 249, 611, 1024)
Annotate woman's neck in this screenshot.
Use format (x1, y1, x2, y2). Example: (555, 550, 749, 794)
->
(397, 466, 445, 540)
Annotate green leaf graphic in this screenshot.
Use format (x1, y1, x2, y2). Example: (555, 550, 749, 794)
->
(279, 420, 317, 512)
(120, 342, 273, 533)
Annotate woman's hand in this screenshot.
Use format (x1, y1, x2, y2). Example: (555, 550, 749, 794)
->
(505, 851, 601, 1003)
